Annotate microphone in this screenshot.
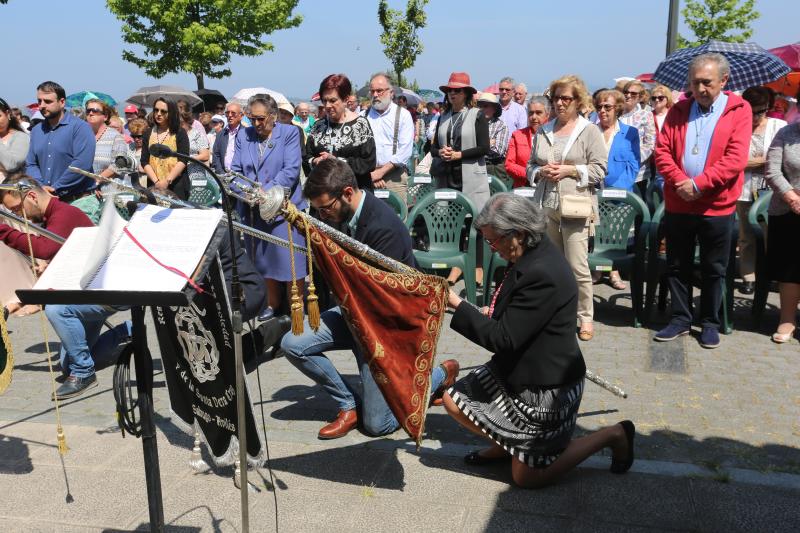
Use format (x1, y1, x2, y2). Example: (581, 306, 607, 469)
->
(149, 143, 178, 159)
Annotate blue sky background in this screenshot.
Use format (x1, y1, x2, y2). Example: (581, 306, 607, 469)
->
(3, 0, 797, 111)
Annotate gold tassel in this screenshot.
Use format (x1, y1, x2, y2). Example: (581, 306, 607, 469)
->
(57, 425, 69, 455)
(302, 215, 320, 331)
(286, 213, 304, 335)
(20, 207, 69, 455)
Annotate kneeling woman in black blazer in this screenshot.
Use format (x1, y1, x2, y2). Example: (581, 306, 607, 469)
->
(443, 193, 635, 488)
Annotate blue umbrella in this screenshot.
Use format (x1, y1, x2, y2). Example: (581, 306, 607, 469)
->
(65, 91, 117, 109)
(418, 88, 443, 101)
(653, 40, 791, 92)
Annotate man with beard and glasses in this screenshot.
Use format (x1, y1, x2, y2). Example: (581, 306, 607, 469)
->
(25, 81, 95, 205)
(365, 73, 414, 202)
(280, 158, 459, 439)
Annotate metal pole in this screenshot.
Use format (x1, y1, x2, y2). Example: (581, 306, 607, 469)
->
(130, 306, 165, 532)
(666, 0, 680, 56)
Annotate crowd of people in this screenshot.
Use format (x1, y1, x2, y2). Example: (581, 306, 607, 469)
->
(1, 51, 799, 489)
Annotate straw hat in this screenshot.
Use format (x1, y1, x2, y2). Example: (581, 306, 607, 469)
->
(477, 92, 503, 116)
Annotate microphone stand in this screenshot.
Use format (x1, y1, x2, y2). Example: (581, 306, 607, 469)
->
(150, 145, 251, 532)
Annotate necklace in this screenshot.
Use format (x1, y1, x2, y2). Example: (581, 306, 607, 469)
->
(95, 125, 107, 141)
(691, 104, 714, 155)
(257, 131, 274, 160)
(155, 128, 170, 144)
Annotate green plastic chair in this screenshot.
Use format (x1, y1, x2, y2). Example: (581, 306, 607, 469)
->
(407, 174, 436, 207)
(188, 175, 222, 207)
(644, 203, 736, 333)
(405, 189, 479, 304)
(644, 179, 663, 215)
(589, 189, 651, 327)
(374, 189, 408, 221)
(748, 190, 772, 327)
(488, 175, 508, 196)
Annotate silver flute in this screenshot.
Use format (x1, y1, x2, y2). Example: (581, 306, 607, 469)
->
(66, 167, 307, 254)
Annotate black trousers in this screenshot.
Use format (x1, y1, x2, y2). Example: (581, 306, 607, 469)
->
(664, 212, 733, 330)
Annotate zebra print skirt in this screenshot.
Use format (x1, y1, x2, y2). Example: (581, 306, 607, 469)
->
(448, 361, 584, 468)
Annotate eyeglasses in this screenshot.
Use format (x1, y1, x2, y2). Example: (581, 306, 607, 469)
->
(484, 233, 508, 250)
(447, 88, 463, 94)
(131, 134, 143, 139)
(248, 115, 271, 123)
(369, 87, 390, 95)
(315, 196, 340, 214)
(596, 104, 615, 112)
(553, 95, 575, 104)
(225, 111, 241, 116)
(650, 96, 667, 102)
(498, 87, 513, 92)
(623, 90, 642, 97)
(153, 108, 168, 115)
(86, 107, 104, 115)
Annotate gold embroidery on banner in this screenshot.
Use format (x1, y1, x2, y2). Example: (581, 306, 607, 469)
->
(292, 214, 449, 444)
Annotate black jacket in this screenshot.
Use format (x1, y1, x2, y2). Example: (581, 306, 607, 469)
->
(451, 236, 585, 390)
(353, 191, 415, 268)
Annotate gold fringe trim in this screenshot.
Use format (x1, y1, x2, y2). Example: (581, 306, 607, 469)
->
(0, 310, 13, 395)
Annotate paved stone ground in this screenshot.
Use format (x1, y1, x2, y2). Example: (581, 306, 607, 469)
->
(1, 281, 798, 532)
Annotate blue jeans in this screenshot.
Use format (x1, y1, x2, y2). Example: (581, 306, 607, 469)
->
(280, 306, 446, 436)
(45, 304, 132, 379)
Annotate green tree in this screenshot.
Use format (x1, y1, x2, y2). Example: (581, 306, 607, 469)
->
(377, 0, 429, 88)
(106, 0, 302, 90)
(678, 0, 760, 48)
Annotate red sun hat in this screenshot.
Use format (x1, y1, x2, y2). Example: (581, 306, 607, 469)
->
(124, 104, 139, 114)
(439, 72, 476, 94)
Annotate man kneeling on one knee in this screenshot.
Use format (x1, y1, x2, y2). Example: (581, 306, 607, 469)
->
(280, 158, 459, 439)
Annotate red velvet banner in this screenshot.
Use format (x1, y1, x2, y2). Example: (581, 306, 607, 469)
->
(302, 221, 448, 445)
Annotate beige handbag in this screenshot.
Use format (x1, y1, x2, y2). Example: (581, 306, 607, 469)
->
(557, 180, 592, 219)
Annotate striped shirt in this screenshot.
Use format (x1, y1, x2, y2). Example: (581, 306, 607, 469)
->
(487, 117, 510, 163)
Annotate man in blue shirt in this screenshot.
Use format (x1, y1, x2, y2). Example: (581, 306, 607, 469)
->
(25, 81, 96, 201)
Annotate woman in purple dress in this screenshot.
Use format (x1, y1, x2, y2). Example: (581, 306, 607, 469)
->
(231, 94, 306, 320)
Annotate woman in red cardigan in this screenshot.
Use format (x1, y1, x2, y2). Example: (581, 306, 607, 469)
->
(505, 96, 550, 188)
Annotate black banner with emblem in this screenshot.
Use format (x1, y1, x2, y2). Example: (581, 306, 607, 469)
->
(152, 257, 265, 465)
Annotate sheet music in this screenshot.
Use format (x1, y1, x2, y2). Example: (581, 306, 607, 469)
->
(79, 198, 127, 288)
(87, 205, 223, 292)
(33, 227, 99, 290)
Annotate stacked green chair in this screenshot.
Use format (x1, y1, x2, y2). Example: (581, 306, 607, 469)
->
(188, 175, 222, 207)
(488, 174, 508, 196)
(589, 189, 651, 327)
(644, 179, 663, 215)
(405, 189, 479, 304)
(748, 190, 772, 327)
(407, 174, 436, 207)
(374, 189, 408, 221)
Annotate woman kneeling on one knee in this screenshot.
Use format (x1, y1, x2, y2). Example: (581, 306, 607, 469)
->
(442, 193, 634, 489)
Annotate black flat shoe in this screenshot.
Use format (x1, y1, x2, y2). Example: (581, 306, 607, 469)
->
(610, 420, 635, 474)
(464, 450, 512, 466)
(740, 281, 754, 295)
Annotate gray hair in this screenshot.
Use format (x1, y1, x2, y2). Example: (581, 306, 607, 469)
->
(475, 193, 547, 249)
(688, 52, 731, 81)
(499, 76, 516, 87)
(515, 83, 527, 93)
(528, 95, 551, 114)
(246, 94, 278, 116)
(370, 72, 394, 93)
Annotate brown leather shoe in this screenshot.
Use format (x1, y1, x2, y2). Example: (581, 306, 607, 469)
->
(318, 409, 358, 439)
(430, 359, 460, 406)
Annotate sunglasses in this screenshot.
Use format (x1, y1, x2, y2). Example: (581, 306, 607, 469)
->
(596, 104, 615, 112)
(553, 95, 575, 104)
(153, 108, 168, 115)
(650, 96, 667, 102)
(623, 90, 642, 97)
(131, 134, 143, 139)
(86, 107, 104, 115)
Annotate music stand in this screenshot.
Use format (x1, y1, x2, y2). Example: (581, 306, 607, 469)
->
(17, 232, 222, 533)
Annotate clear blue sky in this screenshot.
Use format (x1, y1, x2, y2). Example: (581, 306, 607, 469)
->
(3, 0, 797, 111)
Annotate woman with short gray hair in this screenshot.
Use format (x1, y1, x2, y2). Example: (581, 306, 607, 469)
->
(441, 192, 635, 489)
(231, 93, 306, 322)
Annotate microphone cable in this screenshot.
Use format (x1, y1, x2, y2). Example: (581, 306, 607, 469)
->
(112, 342, 142, 437)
